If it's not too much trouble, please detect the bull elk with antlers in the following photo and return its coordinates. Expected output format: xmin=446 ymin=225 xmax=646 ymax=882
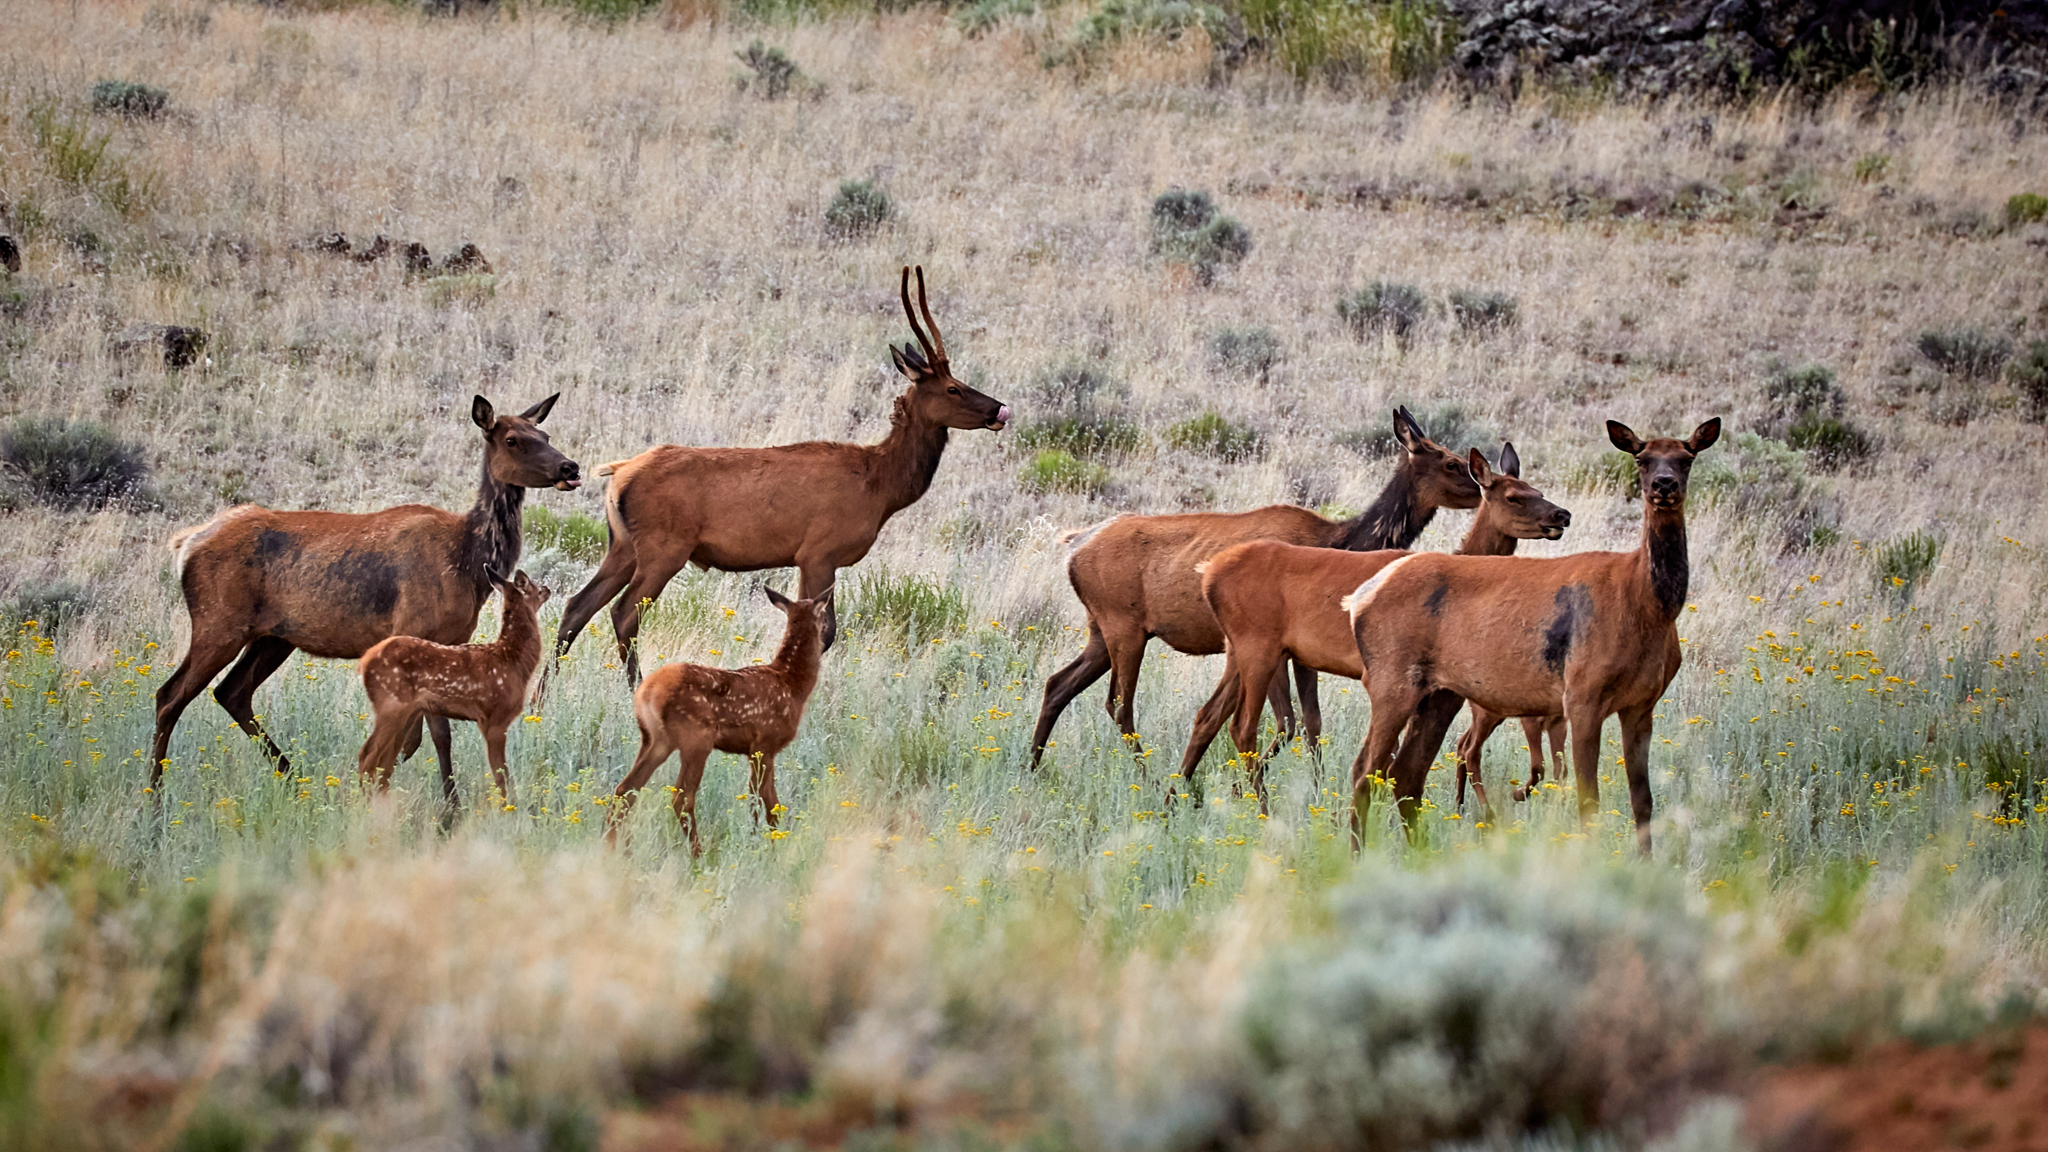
xmin=151 ymin=396 xmax=580 ymax=807
xmin=1183 ymin=443 xmax=1570 ymax=808
xmin=1029 ymin=407 xmax=1481 ymax=768
xmin=1344 ymin=418 xmax=1721 ymax=854
xmin=556 ymin=267 xmax=1008 ymax=684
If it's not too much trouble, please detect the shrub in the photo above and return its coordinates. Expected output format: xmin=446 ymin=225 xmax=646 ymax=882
xmin=1873 ymin=530 xmax=1942 ymax=596
xmin=1693 ymin=432 xmax=1840 ymax=552
xmin=824 ymin=180 xmax=892 ymax=239
xmin=1014 ymin=416 xmax=1144 ymax=458
xmin=1853 ymin=152 xmax=1892 ymax=183
xmin=1029 ymin=358 xmax=1124 ymax=417
xmin=0 ymin=417 xmax=148 ymax=511
xmin=90 ymin=79 xmax=168 ymax=119
xmin=734 ymin=41 xmax=800 ymax=99
xmin=1763 ymin=362 xmax=1843 ymax=420
xmin=29 ymin=100 xmax=152 ymax=216
xmin=1208 ymin=326 xmax=1282 ymax=381
xmin=954 ymin=0 xmax=1036 ymax=36
xmin=1786 ymin=413 xmax=1873 ymax=471
xmin=845 ymin=567 xmax=969 ymax=646
xmin=2010 ymin=340 xmax=2048 ymax=421
xmin=1447 ymin=289 xmax=1517 ymax=332
xmin=1238 ymin=0 xmax=1452 ymax=87
xmin=1917 ymin=328 xmax=2012 ymax=379
xmin=1149 ymin=188 xmax=1251 ymax=285
xmin=6 ymin=581 xmax=89 ymax=632
xmin=1019 ymin=449 xmax=1110 ymax=496
xmin=524 ymin=506 xmax=609 ymax=563
xmin=2006 ymin=193 xmax=2048 ymax=227
xmin=1338 ymin=281 xmax=1425 ymax=341
xmin=1068 ymin=0 xmax=1226 ymax=56
xmin=1165 ymin=410 xmax=1263 ymax=460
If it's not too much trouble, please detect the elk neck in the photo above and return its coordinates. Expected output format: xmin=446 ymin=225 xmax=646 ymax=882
xmin=1638 ymin=499 xmax=1690 ymax=621
xmin=491 ymin=594 xmax=546 ymax=679
xmin=460 ymin=456 xmax=526 ymax=600
xmin=767 ymin=615 xmax=824 ymax=702
xmin=868 ymin=391 xmax=951 ymax=517
xmin=1333 ymin=460 xmax=1437 ymax=551
xmin=1456 ymin=507 xmax=1520 ymax=557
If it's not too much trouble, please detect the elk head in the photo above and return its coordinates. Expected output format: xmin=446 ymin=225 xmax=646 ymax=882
xmin=1607 ymin=418 xmax=1721 ymax=511
xmin=1392 ymin=405 xmax=1483 ymax=511
xmin=494 ymin=568 xmax=554 ymax=611
xmin=889 ymin=266 xmax=1011 ymax=432
xmin=1470 ymin=442 xmax=1571 ymax=540
xmin=473 ymin=394 xmax=582 ymax=491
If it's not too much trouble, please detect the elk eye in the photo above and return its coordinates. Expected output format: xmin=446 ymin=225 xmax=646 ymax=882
xmin=947 ymin=386 xmax=960 ymax=395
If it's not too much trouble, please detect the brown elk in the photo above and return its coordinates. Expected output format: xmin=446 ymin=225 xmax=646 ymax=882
xmin=151 ymin=396 xmax=580 ymax=807
xmin=1183 ymin=444 xmax=1571 ymax=808
xmin=555 ymin=266 xmax=1007 ymax=684
xmin=1029 ymin=407 xmax=1480 ymax=769
xmin=1343 ymin=418 xmax=1721 ymax=854
xmin=357 ymin=571 xmax=551 ymax=805
xmin=605 ymin=586 xmax=832 ymax=856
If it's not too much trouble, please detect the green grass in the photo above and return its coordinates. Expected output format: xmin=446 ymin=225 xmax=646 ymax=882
xmin=1019 ymin=447 xmax=1111 ymax=494
xmin=1164 ymin=410 xmax=1263 ymax=459
xmin=523 ymin=505 xmax=609 ymax=563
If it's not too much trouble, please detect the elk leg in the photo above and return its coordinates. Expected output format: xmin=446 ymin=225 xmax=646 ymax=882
xmin=357 ymin=708 xmax=420 ymax=791
xmin=669 ymin=737 xmax=715 ymax=857
xmin=150 ymin=631 xmax=251 ymax=791
xmin=427 ymin=714 xmax=458 ymax=814
xmin=610 ymin=548 xmax=692 ymax=688
xmin=1177 ymin=664 xmax=1239 ymax=803
xmin=606 ymin=717 xmax=677 ymax=849
xmin=1102 ymin=625 xmax=1148 ymax=758
xmin=483 ymin=721 xmax=514 ymax=810
xmin=1229 ymin=642 xmax=1286 ymax=813
xmin=1545 ymin=716 xmax=1569 ymax=785
xmin=1029 ymin=623 xmax=1112 ymax=770
xmin=796 ymin=563 xmax=840 ymax=653
xmin=557 ymin=543 xmax=637 ymax=663
xmin=749 ymin=752 xmax=781 ymax=831
xmin=1618 ymin=703 xmax=1655 ymax=856
xmin=1265 ymin=666 xmax=1299 ymax=753
xmin=1566 ymin=701 xmax=1606 ymax=832
xmin=1294 ymin=662 xmax=1324 ymax=765
xmin=1352 ymin=677 xmax=1423 ymax=850
xmin=1456 ymin=704 xmax=1508 ymax=817
xmin=213 ymin=637 xmax=298 ymax=767
xmin=1514 ymin=715 xmax=1548 ymax=800
xmin=1390 ymin=690 xmax=1464 ymax=840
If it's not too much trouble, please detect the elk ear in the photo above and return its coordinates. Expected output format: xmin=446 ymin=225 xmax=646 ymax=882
xmin=471 ymin=396 xmax=496 ymax=431
xmin=1393 ymin=406 xmax=1427 ymax=453
xmin=814 ymin=584 xmax=836 ymax=615
xmin=1467 ymin=447 xmax=1492 ymax=485
xmin=890 ymin=344 xmax=928 ymax=381
xmin=1607 ymin=420 xmax=1647 ymax=455
xmin=1499 ymin=440 xmax=1521 ymax=478
xmin=763 ymin=586 xmax=794 ymax=611
xmin=519 ymin=393 xmax=560 ymax=424
xmin=1686 ymin=417 xmax=1722 ymax=454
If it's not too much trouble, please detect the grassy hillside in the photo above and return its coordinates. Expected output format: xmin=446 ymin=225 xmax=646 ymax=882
xmin=2 ymin=1 xmax=2048 ymax=1148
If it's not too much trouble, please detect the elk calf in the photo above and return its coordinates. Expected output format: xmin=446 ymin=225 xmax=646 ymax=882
xmin=357 ymin=571 xmax=551 ymax=805
xmin=606 ymin=586 xmax=832 ymax=855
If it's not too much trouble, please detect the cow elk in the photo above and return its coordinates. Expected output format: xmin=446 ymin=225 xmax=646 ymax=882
xmin=1185 ymin=443 xmax=1570 ymax=808
xmin=606 ymin=586 xmax=832 ymax=856
xmin=357 ymin=571 xmax=551 ymax=805
xmin=556 ymin=266 xmax=1007 ymax=684
xmin=152 ymin=396 xmax=580 ymax=808
xmin=1030 ymin=407 xmax=1481 ymax=769
xmin=1344 ymin=418 xmax=1721 ymax=854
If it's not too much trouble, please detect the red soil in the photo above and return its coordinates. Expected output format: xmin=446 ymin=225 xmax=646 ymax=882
xmin=1745 ymin=1026 xmax=2048 ymax=1152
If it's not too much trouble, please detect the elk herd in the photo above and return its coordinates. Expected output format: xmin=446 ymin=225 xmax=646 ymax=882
xmin=149 ymin=265 xmax=1718 ymax=857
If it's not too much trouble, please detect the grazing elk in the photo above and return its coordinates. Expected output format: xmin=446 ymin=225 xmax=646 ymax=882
xmin=1344 ymin=418 xmax=1721 ymax=854
xmin=1030 ymin=407 xmax=1480 ymax=769
xmin=605 ymin=586 xmax=832 ymax=856
xmin=557 ymin=267 xmax=1007 ymax=684
xmin=357 ymin=571 xmax=551 ymax=805
xmin=1183 ymin=444 xmax=1570 ymax=808
xmin=151 ymin=396 xmax=581 ymax=807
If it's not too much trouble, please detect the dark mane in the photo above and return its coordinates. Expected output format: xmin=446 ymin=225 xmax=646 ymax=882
xmin=868 ymin=388 xmax=950 ymax=512
xmin=1334 ymin=459 xmax=1437 ymax=551
xmin=461 ymin=458 xmax=525 ymax=597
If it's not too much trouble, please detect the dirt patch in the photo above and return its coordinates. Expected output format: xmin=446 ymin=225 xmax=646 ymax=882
xmin=1746 ymin=1026 xmax=2048 ymax=1152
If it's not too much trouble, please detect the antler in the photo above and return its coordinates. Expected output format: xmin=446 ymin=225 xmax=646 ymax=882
xmin=900 ymin=265 xmax=947 ymax=369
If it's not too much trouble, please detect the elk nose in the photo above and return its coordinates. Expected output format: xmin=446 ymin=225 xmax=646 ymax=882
xmin=1555 ymin=509 xmax=1572 ymax=526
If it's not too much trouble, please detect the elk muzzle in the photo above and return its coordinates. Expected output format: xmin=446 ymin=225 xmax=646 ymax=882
xmin=988 ymin=404 xmax=1012 ymax=431
xmin=1646 ymin=474 xmax=1682 ymax=508
xmin=556 ymin=460 xmax=583 ymax=491
xmin=1542 ymin=508 xmax=1572 ymax=539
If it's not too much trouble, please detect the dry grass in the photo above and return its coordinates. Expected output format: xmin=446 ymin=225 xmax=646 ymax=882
xmin=3 ymin=1 xmax=2048 ymax=1146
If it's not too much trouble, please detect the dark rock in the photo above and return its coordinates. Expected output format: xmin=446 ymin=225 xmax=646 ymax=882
xmin=163 ymin=326 xmax=207 ymax=369
xmin=351 ymin=235 xmax=392 ymax=264
xmin=402 ymin=242 xmax=433 ymax=276
xmin=440 ymin=243 xmax=493 ymax=275
xmin=313 ymin=232 xmax=350 ymax=256
xmin=0 ymin=235 xmax=18 ymax=275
